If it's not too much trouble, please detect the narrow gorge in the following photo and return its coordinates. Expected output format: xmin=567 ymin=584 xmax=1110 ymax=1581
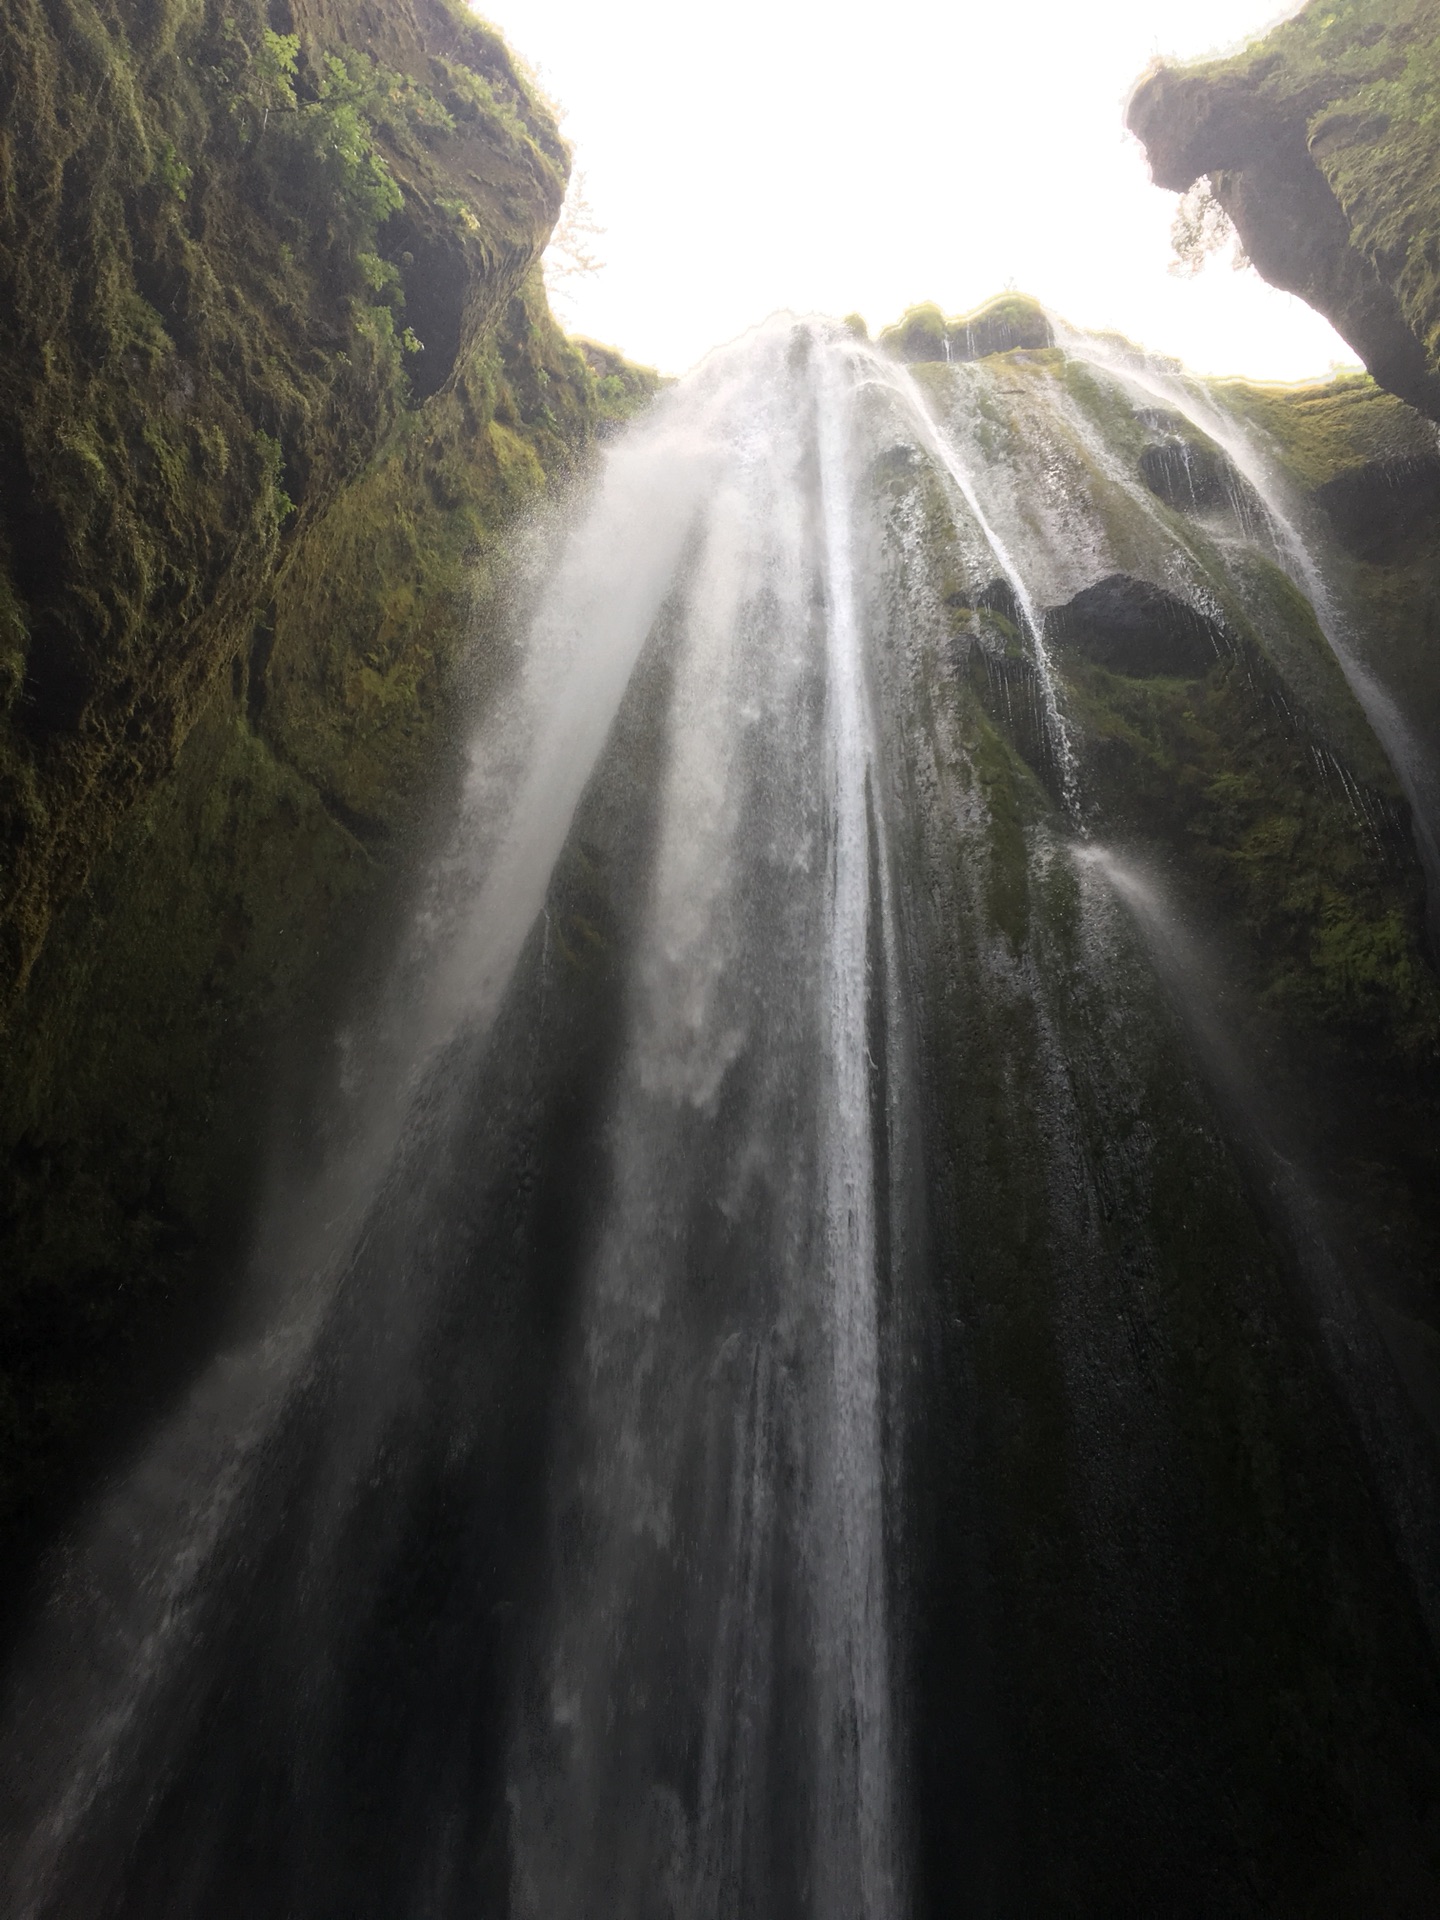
xmin=3 ymin=0 xmax=1440 ymax=1913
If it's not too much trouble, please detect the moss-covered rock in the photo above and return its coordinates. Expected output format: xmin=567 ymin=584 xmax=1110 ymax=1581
xmin=0 ymin=0 xmax=657 ymax=1559
xmin=868 ymin=413 xmax=1440 ymax=1909
xmin=1216 ymin=367 xmax=1440 ymax=779
xmin=1046 ymin=573 xmax=1227 ymax=678
xmin=0 ymin=0 xmax=593 ymax=1018
xmin=878 ymin=292 xmax=1054 ymax=364
xmin=1128 ymin=0 xmax=1440 ymax=421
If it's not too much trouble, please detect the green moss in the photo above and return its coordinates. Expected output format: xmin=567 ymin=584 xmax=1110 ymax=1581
xmin=877 ymin=291 xmax=1054 ymax=363
xmin=1209 ymin=366 xmax=1440 ymax=781
xmin=879 ymin=301 xmax=950 ymax=362
xmin=1052 ymin=637 xmax=1439 ymax=1055
xmin=972 ymin=713 xmax=1041 ymax=953
xmin=0 ymin=0 xmax=578 ymax=1021
xmin=1214 ymin=367 xmax=1434 ymax=491
xmin=574 ymin=337 xmax=661 ymax=427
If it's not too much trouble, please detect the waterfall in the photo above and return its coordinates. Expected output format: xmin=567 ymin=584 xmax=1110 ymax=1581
xmin=4 ymin=311 xmax=1439 ymax=1917
xmin=2 ymin=318 xmax=917 ymax=1920
xmin=505 ymin=323 xmax=904 ymax=1918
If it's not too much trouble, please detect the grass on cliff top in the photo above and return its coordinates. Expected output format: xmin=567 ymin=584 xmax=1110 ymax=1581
xmin=1173 ymin=0 xmax=1435 ymax=114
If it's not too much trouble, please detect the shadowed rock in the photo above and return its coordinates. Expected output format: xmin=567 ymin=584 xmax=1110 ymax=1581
xmin=1139 ymin=439 xmax=1239 ymax=512
xmin=1315 ymin=453 xmax=1440 ymax=566
xmin=1046 ymin=574 xmax=1226 ymax=678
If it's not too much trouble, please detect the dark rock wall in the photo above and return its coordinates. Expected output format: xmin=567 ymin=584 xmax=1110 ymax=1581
xmin=0 ymin=0 xmax=654 ymax=1561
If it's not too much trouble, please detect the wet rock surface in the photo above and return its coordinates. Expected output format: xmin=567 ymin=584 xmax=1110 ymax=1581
xmin=1139 ymin=437 xmax=1240 ymax=511
xmin=1315 ymin=451 xmax=1440 ymax=564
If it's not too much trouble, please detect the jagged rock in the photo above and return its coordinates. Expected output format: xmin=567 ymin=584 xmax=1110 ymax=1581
xmin=1045 ymin=574 xmax=1225 ymax=678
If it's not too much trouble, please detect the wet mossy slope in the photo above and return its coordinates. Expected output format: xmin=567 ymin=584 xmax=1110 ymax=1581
xmin=1219 ymin=369 xmax=1440 ymax=774
xmin=0 ymin=0 xmax=654 ymax=1554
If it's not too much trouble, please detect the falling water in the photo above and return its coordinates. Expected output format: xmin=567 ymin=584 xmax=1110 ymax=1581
xmin=505 ymin=323 xmax=904 ymax=1918
xmin=4 ymin=310 xmax=1439 ymax=1916
xmin=0 ymin=318 xmax=927 ymax=1920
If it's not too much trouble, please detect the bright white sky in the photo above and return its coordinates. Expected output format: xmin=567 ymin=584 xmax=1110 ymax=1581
xmin=481 ymin=0 xmax=1352 ymax=381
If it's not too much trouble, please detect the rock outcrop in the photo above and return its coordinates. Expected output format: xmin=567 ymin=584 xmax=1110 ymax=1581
xmin=1128 ymin=0 xmax=1440 ymax=423
xmin=1046 ymin=574 xmax=1227 ymax=678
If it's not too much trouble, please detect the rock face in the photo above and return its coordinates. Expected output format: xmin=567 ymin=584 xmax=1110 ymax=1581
xmin=1046 ymin=575 xmax=1226 ymax=678
xmin=0 ymin=0 xmax=654 ymax=1553
xmin=1314 ymin=451 xmax=1440 ymax=563
xmin=1128 ymin=0 xmax=1440 ymax=423
xmin=0 ymin=0 xmax=647 ymax=1019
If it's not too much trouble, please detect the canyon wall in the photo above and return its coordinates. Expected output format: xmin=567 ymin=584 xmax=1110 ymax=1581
xmin=0 ymin=0 xmax=651 ymax=1555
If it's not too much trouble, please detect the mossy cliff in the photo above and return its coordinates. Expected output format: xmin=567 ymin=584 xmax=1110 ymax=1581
xmin=1128 ymin=0 xmax=1440 ymax=421
xmin=872 ymin=312 xmax=1440 ymax=1390
xmin=899 ymin=336 xmax=1439 ymax=1066
xmin=0 ymin=0 xmax=654 ymax=1555
xmin=1215 ymin=369 xmax=1440 ymax=778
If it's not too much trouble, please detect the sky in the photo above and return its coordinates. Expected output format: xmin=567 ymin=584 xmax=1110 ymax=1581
xmin=481 ymin=0 xmax=1352 ymax=381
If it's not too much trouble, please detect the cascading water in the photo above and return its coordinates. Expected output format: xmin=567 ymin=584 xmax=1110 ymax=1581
xmin=0 ymin=319 xmax=923 ymax=1920
xmin=4 ymin=312 xmax=1440 ymax=1916
xmin=506 ymin=324 xmax=904 ymax=1917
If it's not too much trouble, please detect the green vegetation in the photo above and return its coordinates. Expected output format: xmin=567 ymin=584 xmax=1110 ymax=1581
xmin=0 ymin=0 xmax=581 ymax=1020
xmin=1057 ymin=638 xmax=1438 ymax=1049
xmin=1214 ymin=368 xmax=1435 ymax=492
xmin=1216 ymin=368 xmax=1440 ymax=780
xmin=878 ymin=420 xmax=1440 ymax=1907
xmin=1214 ymin=0 xmax=1440 ymax=370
